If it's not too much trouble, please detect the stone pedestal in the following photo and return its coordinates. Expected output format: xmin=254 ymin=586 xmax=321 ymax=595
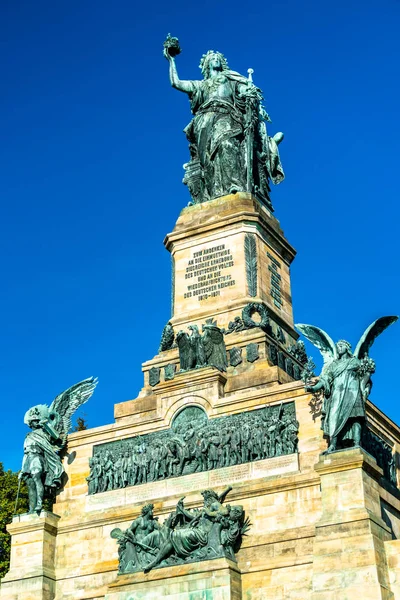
xmin=164 ymin=192 xmax=297 ymax=340
xmin=105 ymin=558 xmax=242 ymax=600
xmin=312 ymin=448 xmax=394 ymax=600
xmin=137 ymin=193 xmax=303 ymax=397
xmin=0 ymin=511 xmax=59 ymax=600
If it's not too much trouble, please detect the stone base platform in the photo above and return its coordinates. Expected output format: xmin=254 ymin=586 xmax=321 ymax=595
xmin=105 ymin=558 xmax=241 ymax=600
xmin=312 ymin=447 xmax=395 ymax=600
xmin=0 ymin=511 xmax=59 ymax=600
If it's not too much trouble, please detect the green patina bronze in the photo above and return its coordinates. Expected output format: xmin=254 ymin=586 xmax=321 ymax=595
xmin=20 ymin=377 xmax=98 ymax=514
xmin=288 ymin=340 xmax=308 ymax=365
xmin=246 ymin=343 xmax=259 ymax=363
xmin=229 ymin=347 xmax=243 ymax=367
xmin=164 ymin=363 xmax=176 ymax=381
xmin=159 ymin=321 xmax=175 ymax=353
xmin=88 ymin=403 xmax=299 ymax=494
xmin=296 ymin=316 xmax=398 ymax=455
xmin=148 ymin=367 xmax=161 ymax=387
xmin=244 ymin=233 xmax=258 ymax=297
xmin=176 ymin=318 xmax=227 ymax=372
xmin=242 ymin=302 xmax=270 ymax=331
xmin=111 ymin=486 xmax=251 ymax=573
xmin=163 ymin=35 xmax=285 ymax=210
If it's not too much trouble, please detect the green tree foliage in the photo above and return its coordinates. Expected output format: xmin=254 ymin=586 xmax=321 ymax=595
xmin=71 ymin=415 xmax=88 ymax=432
xmin=0 ymin=463 xmax=29 ymax=578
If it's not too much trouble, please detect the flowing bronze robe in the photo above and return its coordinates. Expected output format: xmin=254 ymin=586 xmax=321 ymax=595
xmin=23 ymin=429 xmax=64 ymax=488
xmin=184 ymin=73 xmax=249 ymax=201
xmin=319 ymin=356 xmax=365 ymax=439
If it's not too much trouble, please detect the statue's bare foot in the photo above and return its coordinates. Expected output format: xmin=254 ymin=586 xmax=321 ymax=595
xmin=321 ymin=444 xmax=336 ymax=455
xmin=229 ymin=185 xmax=243 ymax=194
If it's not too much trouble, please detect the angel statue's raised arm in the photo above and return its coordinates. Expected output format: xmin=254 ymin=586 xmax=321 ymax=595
xmin=20 ymin=376 xmax=98 ymax=514
xmin=296 ymin=317 xmax=397 ymax=454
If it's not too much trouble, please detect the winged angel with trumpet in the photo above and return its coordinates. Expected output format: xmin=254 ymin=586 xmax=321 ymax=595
xmin=20 ymin=377 xmax=98 ymax=513
xmin=296 ymin=317 xmax=397 ymax=454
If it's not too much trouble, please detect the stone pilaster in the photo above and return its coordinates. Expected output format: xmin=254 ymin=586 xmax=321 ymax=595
xmin=0 ymin=511 xmax=59 ymax=600
xmin=385 ymin=540 xmax=400 ymax=598
xmin=312 ymin=447 xmax=394 ymax=600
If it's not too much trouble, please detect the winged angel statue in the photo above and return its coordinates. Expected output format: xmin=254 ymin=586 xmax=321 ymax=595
xmin=20 ymin=377 xmax=98 ymax=513
xmin=296 ymin=317 xmax=397 ymax=454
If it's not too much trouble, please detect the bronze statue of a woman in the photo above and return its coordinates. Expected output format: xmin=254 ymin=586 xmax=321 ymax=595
xmin=164 ymin=35 xmax=284 ymax=209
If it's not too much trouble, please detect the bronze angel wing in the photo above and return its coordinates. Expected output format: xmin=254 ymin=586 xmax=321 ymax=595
xmin=49 ymin=377 xmax=98 ymax=446
xmin=354 ymin=316 xmax=398 ymax=359
xmin=295 ymin=323 xmax=337 ymax=374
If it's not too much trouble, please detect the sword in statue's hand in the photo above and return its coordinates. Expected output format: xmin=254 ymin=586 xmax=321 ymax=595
xmin=245 ymin=68 xmax=255 ymax=193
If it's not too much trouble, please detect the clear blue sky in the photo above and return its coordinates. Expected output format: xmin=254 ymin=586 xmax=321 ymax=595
xmin=1 ymin=0 xmax=399 ymax=471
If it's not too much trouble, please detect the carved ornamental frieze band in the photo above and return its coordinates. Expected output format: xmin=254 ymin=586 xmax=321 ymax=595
xmin=87 ymin=403 xmax=299 ymax=495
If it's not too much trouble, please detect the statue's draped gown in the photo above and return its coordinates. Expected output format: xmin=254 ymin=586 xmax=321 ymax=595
xmin=319 ymin=356 xmax=365 ymax=439
xmin=23 ymin=429 xmax=64 ymax=487
xmin=185 ymin=74 xmax=247 ymax=200
xmin=170 ymin=516 xmax=209 ymax=557
xmin=184 ymin=71 xmax=285 ymax=204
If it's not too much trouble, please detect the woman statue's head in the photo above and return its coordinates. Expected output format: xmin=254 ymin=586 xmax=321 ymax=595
xmin=336 ymin=339 xmax=352 ymax=356
xmin=199 ymin=51 xmax=229 ymax=79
